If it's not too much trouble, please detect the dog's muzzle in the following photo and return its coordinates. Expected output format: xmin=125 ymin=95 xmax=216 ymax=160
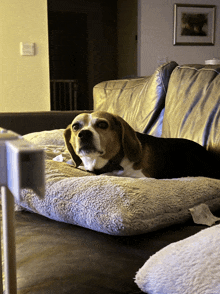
xmin=78 ymin=130 xmax=102 ymax=155
xmin=78 ymin=130 xmax=93 ymax=142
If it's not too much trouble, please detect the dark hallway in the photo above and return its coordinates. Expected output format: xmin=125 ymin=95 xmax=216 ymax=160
xmin=47 ymin=0 xmax=118 ymax=111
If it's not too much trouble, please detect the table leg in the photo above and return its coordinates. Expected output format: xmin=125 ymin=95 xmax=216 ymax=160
xmin=1 ymin=186 xmax=17 ymax=294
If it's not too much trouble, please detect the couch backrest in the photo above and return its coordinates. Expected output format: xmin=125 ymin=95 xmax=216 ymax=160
xmin=162 ymin=64 xmax=220 ymax=156
xmin=93 ymin=61 xmax=178 ymax=137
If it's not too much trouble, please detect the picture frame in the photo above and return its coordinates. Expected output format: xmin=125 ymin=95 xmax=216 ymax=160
xmin=173 ymin=4 xmax=216 ymax=46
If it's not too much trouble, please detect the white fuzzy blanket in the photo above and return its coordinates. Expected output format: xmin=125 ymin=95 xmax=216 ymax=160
xmin=135 ymin=224 xmax=220 ymax=294
xmin=14 ymin=129 xmax=220 ymax=236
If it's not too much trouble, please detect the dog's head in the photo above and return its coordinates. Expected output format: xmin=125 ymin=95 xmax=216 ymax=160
xmin=64 ymin=111 xmax=142 ymax=171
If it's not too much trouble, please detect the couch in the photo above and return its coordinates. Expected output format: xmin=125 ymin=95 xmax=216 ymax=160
xmin=0 ymin=62 xmax=220 ymax=293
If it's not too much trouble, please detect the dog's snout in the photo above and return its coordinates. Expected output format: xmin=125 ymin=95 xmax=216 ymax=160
xmin=78 ymin=130 xmax=93 ymax=141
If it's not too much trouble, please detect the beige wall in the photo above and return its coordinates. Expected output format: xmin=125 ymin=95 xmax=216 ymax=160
xmin=138 ymin=0 xmax=220 ymax=76
xmin=0 ymin=0 xmax=50 ymax=112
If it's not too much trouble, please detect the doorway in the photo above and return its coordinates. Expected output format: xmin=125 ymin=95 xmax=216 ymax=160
xmin=48 ymin=11 xmax=89 ymax=110
xmin=47 ymin=0 xmax=118 ymax=111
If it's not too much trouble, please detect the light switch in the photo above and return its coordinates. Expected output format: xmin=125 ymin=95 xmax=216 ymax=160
xmin=20 ymin=42 xmax=35 ymax=56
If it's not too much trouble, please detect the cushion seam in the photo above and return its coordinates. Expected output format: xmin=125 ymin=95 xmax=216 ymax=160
xmin=177 ymin=65 xmax=220 ymax=75
xmin=94 ymin=79 xmax=149 ymax=90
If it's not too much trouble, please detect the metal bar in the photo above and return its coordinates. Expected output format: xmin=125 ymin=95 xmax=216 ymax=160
xmin=50 ymin=80 xmax=78 ymax=110
xmin=58 ymin=82 xmax=62 ymax=110
xmin=69 ymin=82 xmax=73 ymax=110
xmin=1 ymin=186 xmax=17 ymax=294
xmin=73 ymin=81 xmax=78 ymax=110
xmin=64 ymin=82 xmax=67 ymax=110
xmin=52 ymin=81 xmax=56 ymax=110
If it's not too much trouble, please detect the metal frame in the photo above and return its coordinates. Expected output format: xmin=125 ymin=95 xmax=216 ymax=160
xmin=50 ymin=80 xmax=78 ymax=110
xmin=173 ymin=4 xmax=216 ymax=46
xmin=0 ymin=129 xmax=45 ymax=293
xmin=1 ymin=187 xmax=17 ymax=294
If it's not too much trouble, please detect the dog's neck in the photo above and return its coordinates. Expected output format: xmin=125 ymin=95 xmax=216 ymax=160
xmin=80 ymin=154 xmax=108 ymax=172
xmin=81 ymin=148 xmax=124 ymax=175
xmin=94 ymin=160 xmax=123 ymax=175
xmin=112 ymin=157 xmax=145 ymax=178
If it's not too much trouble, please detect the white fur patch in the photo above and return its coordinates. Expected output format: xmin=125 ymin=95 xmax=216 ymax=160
xmin=105 ymin=157 xmax=145 ymax=178
xmin=81 ymin=154 xmax=108 ymax=171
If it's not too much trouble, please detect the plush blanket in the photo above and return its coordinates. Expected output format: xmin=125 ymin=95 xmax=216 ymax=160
xmin=135 ymin=224 xmax=220 ymax=294
xmin=13 ymin=129 xmax=220 ymax=236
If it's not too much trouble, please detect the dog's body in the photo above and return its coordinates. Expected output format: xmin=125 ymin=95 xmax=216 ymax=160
xmin=64 ymin=111 xmax=220 ymax=179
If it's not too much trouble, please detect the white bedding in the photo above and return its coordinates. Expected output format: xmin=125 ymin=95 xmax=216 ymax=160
xmin=135 ymin=224 xmax=220 ymax=294
xmin=14 ymin=129 xmax=220 ymax=236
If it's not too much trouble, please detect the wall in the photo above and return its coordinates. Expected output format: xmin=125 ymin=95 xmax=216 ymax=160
xmin=0 ymin=0 xmax=50 ymax=112
xmin=138 ymin=0 xmax=220 ymax=76
xmin=117 ymin=0 xmax=137 ymax=78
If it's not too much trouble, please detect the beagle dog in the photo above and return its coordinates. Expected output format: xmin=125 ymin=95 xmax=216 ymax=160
xmin=64 ymin=111 xmax=220 ymax=179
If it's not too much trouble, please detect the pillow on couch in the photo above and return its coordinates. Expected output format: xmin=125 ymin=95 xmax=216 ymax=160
xmin=135 ymin=224 xmax=220 ymax=294
xmin=93 ymin=61 xmax=178 ymax=137
xmin=15 ymin=129 xmax=220 ymax=236
xmin=24 ymin=129 xmax=66 ymax=146
xmin=162 ymin=64 xmax=220 ymax=156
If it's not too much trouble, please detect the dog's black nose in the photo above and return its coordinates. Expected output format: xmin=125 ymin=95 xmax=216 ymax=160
xmin=78 ymin=130 xmax=93 ymax=142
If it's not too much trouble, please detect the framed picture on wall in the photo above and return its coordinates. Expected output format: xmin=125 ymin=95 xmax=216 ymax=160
xmin=173 ymin=4 xmax=216 ymax=46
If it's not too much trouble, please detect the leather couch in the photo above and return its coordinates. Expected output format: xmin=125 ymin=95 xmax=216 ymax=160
xmin=0 ymin=62 xmax=220 ymax=293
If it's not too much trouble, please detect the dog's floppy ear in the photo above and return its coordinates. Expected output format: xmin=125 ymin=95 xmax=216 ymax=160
xmin=63 ymin=125 xmax=82 ymax=167
xmin=115 ymin=116 xmax=142 ymax=162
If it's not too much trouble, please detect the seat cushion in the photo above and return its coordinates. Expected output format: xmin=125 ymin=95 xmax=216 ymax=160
xmin=93 ymin=61 xmax=178 ymax=137
xmin=13 ymin=208 xmax=211 ymax=294
xmin=162 ymin=64 xmax=220 ymax=156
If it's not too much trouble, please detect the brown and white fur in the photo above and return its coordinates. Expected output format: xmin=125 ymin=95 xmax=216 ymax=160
xmin=64 ymin=111 xmax=220 ymax=179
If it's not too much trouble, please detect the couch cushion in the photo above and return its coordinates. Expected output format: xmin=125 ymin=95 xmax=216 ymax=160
xmin=162 ymin=65 xmax=220 ymax=156
xmin=93 ymin=61 xmax=178 ymax=137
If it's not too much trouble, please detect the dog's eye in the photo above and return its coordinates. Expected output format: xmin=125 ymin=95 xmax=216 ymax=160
xmin=97 ymin=121 xmax=109 ymax=129
xmin=72 ymin=123 xmax=81 ymax=131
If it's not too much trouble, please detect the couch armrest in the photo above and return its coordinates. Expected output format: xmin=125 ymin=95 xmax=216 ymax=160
xmin=0 ymin=111 xmax=92 ymax=135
